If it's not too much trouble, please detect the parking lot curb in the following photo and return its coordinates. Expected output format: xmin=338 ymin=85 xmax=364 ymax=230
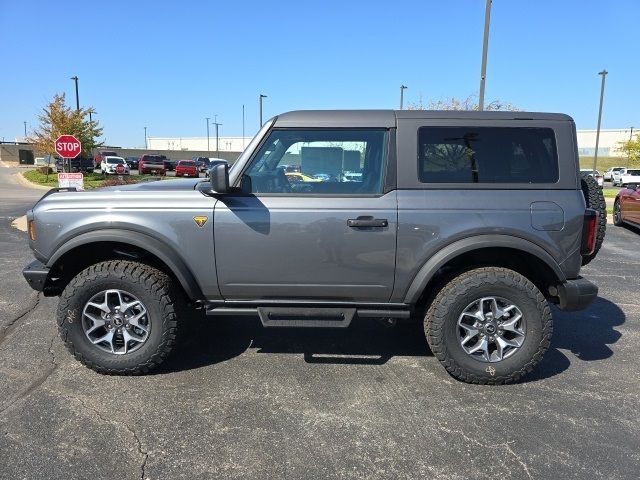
xmin=13 ymin=172 xmax=51 ymax=190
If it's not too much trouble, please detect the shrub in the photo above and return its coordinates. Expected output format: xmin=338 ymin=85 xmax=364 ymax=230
xmin=36 ymin=166 xmax=54 ymax=174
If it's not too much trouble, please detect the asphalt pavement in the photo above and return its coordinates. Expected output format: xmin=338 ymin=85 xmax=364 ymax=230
xmin=0 ymin=166 xmax=639 ymax=479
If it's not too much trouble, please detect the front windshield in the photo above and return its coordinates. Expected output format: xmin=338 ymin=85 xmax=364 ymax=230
xmin=107 ymin=158 xmax=124 ymax=164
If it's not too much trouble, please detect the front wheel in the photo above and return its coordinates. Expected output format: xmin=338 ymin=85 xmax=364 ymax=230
xmin=613 ymin=200 xmax=624 ymax=226
xmin=57 ymin=260 xmax=182 ymax=375
xmin=424 ymin=267 xmax=552 ymax=384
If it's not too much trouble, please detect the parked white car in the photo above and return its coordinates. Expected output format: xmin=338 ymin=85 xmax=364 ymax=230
xmin=580 ymin=169 xmax=603 ymax=186
xmin=613 ymin=168 xmax=640 ymax=187
xmin=101 ymin=156 xmax=130 ymax=175
xmin=604 ymin=166 xmax=624 ymax=181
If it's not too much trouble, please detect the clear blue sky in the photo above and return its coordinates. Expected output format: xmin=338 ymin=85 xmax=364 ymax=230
xmin=1 ymin=0 xmax=638 ymax=147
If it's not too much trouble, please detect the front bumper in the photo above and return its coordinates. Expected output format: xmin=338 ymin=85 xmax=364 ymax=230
xmin=23 ymin=260 xmax=50 ymax=292
xmin=556 ymin=277 xmax=598 ymax=311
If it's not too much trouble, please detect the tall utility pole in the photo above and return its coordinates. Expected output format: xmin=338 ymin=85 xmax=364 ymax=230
xmin=630 ymin=127 xmax=634 ymax=141
xmin=144 ymin=126 xmax=148 ymax=149
xmin=242 ymin=104 xmax=245 ymax=149
xmin=212 ymin=116 xmax=222 ymax=157
xmin=592 ymin=69 xmax=608 ymax=174
xmin=70 ymin=76 xmax=80 ymax=111
xmin=206 ymin=117 xmax=211 ymax=152
xmin=23 ymin=121 xmax=27 ymax=137
xmin=259 ymin=94 xmax=267 ymax=127
xmin=478 ymin=0 xmax=492 ymax=111
xmin=399 ymin=85 xmax=407 ymax=110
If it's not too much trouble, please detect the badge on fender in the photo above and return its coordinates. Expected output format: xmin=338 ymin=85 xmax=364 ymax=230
xmin=193 ymin=216 xmax=208 ymax=227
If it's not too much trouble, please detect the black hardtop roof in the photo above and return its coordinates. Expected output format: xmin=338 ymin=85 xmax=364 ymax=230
xmin=273 ymin=109 xmax=573 ymax=128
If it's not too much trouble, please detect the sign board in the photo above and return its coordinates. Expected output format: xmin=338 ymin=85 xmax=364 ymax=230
xmin=58 ymin=172 xmax=84 ymax=190
xmin=54 ymin=135 xmax=81 ymax=159
xmin=116 ymin=163 xmax=125 ymax=175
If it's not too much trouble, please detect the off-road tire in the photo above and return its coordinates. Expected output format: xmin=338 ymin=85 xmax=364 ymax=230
xmin=580 ymin=173 xmax=606 ymax=265
xmin=57 ymin=260 xmax=181 ymax=375
xmin=424 ymin=267 xmax=552 ymax=385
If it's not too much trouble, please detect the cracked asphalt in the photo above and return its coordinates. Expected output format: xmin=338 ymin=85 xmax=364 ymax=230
xmin=1 ymin=165 xmax=639 ymax=479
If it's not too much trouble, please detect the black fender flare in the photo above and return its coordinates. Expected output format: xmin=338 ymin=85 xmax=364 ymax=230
xmin=403 ymin=234 xmax=566 ymax=304
xmin=46 ymin=229 xmax=204 ymax=300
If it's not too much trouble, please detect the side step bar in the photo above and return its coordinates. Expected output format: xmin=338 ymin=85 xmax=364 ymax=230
xmin=205 ymin=305 xmax=411 ymax=328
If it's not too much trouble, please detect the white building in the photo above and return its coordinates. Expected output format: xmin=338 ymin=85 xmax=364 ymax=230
xmin=576 ymin=128 xmax=636 ymax=157
xmin=147 ymin=136 xmax=252 ymax=152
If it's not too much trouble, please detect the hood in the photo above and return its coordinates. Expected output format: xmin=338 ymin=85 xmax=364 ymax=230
xmin=99 ymin=178 xmax=204 ymax=192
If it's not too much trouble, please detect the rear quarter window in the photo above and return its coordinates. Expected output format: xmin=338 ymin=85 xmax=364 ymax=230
xmin=418 ymin=127 xmax=559 ymax=184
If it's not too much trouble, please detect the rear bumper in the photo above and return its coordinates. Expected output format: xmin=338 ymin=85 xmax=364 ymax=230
xmin=23 ymin=260 xmax=50 ymax=292
xmin=556 ymin=277 xmax=598 ymax=311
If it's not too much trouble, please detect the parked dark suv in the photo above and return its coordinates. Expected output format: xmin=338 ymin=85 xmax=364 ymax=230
xmin=23 ymin=110 xmax=604 ymax=384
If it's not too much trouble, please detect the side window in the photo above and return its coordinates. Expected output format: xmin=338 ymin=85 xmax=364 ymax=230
xmin=244 ymin=129 xmax=388 ymax=194
xmin=418 ymin=127 xmax=559 ymax=183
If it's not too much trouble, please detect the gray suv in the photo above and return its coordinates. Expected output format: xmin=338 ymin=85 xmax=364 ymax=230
xmin=22 ymin=110 xmax=602 ymax=384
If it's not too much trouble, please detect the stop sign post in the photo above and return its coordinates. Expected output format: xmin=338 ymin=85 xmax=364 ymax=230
xmin=116 ymin=163 xmax=125 ymax=178
xmin=54 ymin=135 xmax=83 ymax=189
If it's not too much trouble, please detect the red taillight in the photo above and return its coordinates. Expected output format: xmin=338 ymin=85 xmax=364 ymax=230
xmin=581 ymin=209 xmax=598 ymax=255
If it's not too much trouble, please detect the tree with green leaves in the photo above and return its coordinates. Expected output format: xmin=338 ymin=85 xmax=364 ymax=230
xmin=407 ymin=93 xmax=520 ymax=112
xmin=29 ymin=93 xmax=103 ymax=170
xmin=617 ymin=136 xmax=640 ymax=167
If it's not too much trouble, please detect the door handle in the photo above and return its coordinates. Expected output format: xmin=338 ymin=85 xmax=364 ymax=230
xmin=348 ymin=216 xmax=388 ymax=228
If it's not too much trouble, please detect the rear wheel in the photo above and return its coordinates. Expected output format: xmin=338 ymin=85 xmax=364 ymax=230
xmin=424 ymin=267 xmax=552 ymax=385
xmin=57 ymin=260 xmax=181 ymax=375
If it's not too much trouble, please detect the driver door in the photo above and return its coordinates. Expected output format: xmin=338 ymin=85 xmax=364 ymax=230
xmin=213 ymin=128 xmax=397 ymax=302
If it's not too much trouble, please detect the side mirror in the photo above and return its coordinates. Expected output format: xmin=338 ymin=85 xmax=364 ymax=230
xmin=209 ymin=163 xmax=230 ymax=193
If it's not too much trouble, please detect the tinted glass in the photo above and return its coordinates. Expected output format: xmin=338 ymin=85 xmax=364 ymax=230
xmin=418 ymin=127 xmax=559 ymax=183
xmin=180 ymin=161 xmax=196 ymax=166
xmin=627 ymin=169 xmax=640 ymax=175
xmin=244 ymin=129 xmax=387 ymax=195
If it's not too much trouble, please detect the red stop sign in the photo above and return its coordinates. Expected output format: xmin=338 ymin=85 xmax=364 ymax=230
xmin=55 ymin=135 xmax=81 ymax=159
xmin=116 ymin=163 xmax=125 ymax=174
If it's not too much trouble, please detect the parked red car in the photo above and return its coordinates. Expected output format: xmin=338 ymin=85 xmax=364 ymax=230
xmin=138 ymin=155 xmax=166 ymax=175
xmin=614 ymin=183 xmax=640 ymax=228
xmin=175 ymin=160 xmax=199 ymax=177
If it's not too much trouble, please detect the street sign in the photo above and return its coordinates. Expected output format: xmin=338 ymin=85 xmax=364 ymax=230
xmin=58 ymin=172 xmax=84 ymax=190
xmin=116 ymin=163 xmax=125 ymax=175
xmin=54 ymin=135 xmax=81 ymax=159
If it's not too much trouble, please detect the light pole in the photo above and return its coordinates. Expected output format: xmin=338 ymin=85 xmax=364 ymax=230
xmin=144 ymin=126 xmax=148 ymax=149
xmin=70 ymin=76 xmax=80 ymax=112
xmin=630 ymin=127 xmax=634 ymax=141
xmin=213 ymin=117 xmax=222 ymax=157
xmin=206 ymin=117 xmax=210 ymax=152
xmin=23 ymin=121 xmax=27 ymax=137
xmin=399 ymin=85 xmax=407 ymax=110
xmin=592 ymin=69 xmax=608 ymax=174
xmin=478 ymin=0 xmax=492 ymax=111
xmin=242 ymin=104 xmax=245 ymax=149
xmin=259 ymin=94 xmax=267 ymax=127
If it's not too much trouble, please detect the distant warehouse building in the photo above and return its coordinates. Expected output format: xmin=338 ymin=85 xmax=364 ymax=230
xmin=576 ymin=128 xmax=636 ymax=157
xmin=148 ymin=128 xmax=637 ymax=158
xmin=147 ymin=136 xmax=252 ymax=153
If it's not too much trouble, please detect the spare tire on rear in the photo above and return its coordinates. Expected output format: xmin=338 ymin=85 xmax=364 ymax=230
xmin=580 ymin=173 xmax=606 ymax=265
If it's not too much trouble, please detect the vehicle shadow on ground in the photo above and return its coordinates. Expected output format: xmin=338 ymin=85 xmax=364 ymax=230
xmin=157 ymin=296 xmax=625 ymax=381
xmin=157 ymin=314 xmax=430 ymax=374
xmin=526 ymin=296 xmax=625 ymax=382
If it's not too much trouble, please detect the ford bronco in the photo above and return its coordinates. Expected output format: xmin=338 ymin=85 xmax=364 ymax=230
xmin=23 ymin=110 xmax=604 ymax=384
